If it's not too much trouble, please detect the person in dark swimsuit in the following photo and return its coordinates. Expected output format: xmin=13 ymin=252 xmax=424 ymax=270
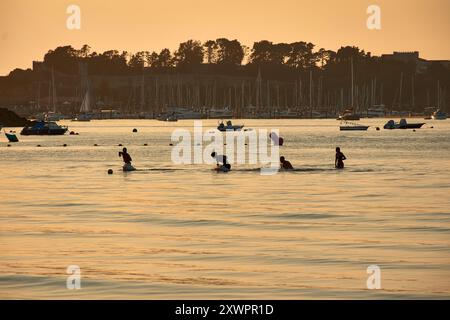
xmin=280 ymin=156 xmax=294 ymax=170
xmin=211 ymin=152 xmax=231 ymax=170
xmin=119 ymin=147 xmax=132 ymax=164
xmin=335 ymin=147 xmax=347 ymax=169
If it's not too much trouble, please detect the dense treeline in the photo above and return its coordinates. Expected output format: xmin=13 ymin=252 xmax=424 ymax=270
xmin=1 ymin=39 xmax=449 ymax=115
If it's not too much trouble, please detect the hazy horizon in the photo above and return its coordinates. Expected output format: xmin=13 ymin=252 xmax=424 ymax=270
xmin=0 ymin=0 xmax=449 ymax=76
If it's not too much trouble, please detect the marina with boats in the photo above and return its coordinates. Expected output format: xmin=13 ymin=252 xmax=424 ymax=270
xmin=2 ymin=50 xmax=448 ymax=123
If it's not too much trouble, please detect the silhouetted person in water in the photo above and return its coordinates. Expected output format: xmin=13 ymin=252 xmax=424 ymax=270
xmin=119 ymin=147 xmax=132 ymax=164
xmin=280 ymin=156 xmax=294 ymax=170
xmin=335 ymin=147 xmax=347 ymax=169
xmin=211 ymin=152 xmax=231 ymax=170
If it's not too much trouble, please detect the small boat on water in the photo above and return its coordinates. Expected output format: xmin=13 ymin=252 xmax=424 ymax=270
xmin=5 ymin=131 xmax=19 ymax=142
xmin=21 ymin=121 xmax=68 ymax=135
xmin=340 ymin=121 xmax=369 ymax=131
xmin=157 ymin=112 xmax=178 ymax=122
xmin=337 ymin=108 xmax=360 ymax=121
xmin=217 ymin=120 xmax=244 ymax=132
xmin=384 ymin=119 xmax=425 ymax=130
xmin=431 ymin=109 xmax=447 ymax=120
xmin=72 ymin=113 xmax=92 ymax=122
xmin=165 ymin=114 xmax=178 ymax=122
xmin=340 ymin=125 xmax=369 ymax=131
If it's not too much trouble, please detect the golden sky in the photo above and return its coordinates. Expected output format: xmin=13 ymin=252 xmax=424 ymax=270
xmin=0 ymin=0 xmax=449 ymax=75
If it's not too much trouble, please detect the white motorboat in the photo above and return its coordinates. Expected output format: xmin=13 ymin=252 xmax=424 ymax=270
xmin=340 ymin=121 xmax=369 ymax=131
xmin=337 ymin=108 xmax=360 ymax=121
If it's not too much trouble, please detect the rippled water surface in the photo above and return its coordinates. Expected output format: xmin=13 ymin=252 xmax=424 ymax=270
xmin=1 ymin=119 xmax=450 ymax=299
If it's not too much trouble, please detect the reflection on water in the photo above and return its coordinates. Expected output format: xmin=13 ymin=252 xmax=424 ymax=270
xmin=1 ymin=119 xmax=450 ymax=299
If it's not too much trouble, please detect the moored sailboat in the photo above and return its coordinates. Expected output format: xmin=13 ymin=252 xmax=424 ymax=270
xmin=72 ymin=91 xmax=92 ymax=121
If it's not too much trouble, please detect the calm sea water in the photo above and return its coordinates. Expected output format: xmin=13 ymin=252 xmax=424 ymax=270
xmin=1 ymin=119 xmax=450 ymax=299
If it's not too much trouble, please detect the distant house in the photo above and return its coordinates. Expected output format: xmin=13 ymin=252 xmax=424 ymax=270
xmin=381 ymin=51 xmax=450 ymax=74
xmin=32 ymin=61 xmax=46 ymax=72
xmin=381 ymin=51 xmax=420 ymax=63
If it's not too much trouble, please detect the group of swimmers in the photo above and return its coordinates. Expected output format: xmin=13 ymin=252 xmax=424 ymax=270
xmin=118 ymin=146 xmax=347 ymax=172
xmin=279 ymin=148 xmax=346 ymax=170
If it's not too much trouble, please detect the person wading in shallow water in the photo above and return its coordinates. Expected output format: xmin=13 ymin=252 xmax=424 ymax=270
xmin=119 ymin=147 xmax=135 ymax=171
xmin=280 ymin=156 xmax=294 ymax=170
xmin=211 ymin=152 xmax=231 ymax=171
xmin=335 ymin=147 xmax=347 ymax=169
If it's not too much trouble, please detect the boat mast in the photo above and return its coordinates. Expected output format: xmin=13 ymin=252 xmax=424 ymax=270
xmin=437 ymin=80 xmax=440 ymax=109
xmin=373 ymin=77 xmax=377 ymax=106
xmin=37 ymin=81 xmax=41 ymax=110
xmin=299 ymin=77 xmax=303 ymax=108
xmin=140 ymin=71 xmax=145 ymax=114
xmin=350 ymin=57 xmax=354 ymax=109
xmin=276 ymin=84 xmax=280 ymax=110
xmin=309 ymin=70 xmax=312 ymax=118
xmin=256 ymin=68 xmax=262 ymax=112
xmin=398 ymin=72 xmax=403 ymax=109
xmin=241 ymin=81 xmax=245 ymax=117
xmin=51 ymin=67 xmax=56 ymax=113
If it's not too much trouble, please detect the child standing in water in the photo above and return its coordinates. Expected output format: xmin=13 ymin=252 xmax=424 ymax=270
xmin=335 ymin=147 xmax=347 ymax=169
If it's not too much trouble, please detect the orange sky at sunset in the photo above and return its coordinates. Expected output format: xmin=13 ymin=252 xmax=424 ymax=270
xmin=0 ymin=0 xmax=449 ymax=75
